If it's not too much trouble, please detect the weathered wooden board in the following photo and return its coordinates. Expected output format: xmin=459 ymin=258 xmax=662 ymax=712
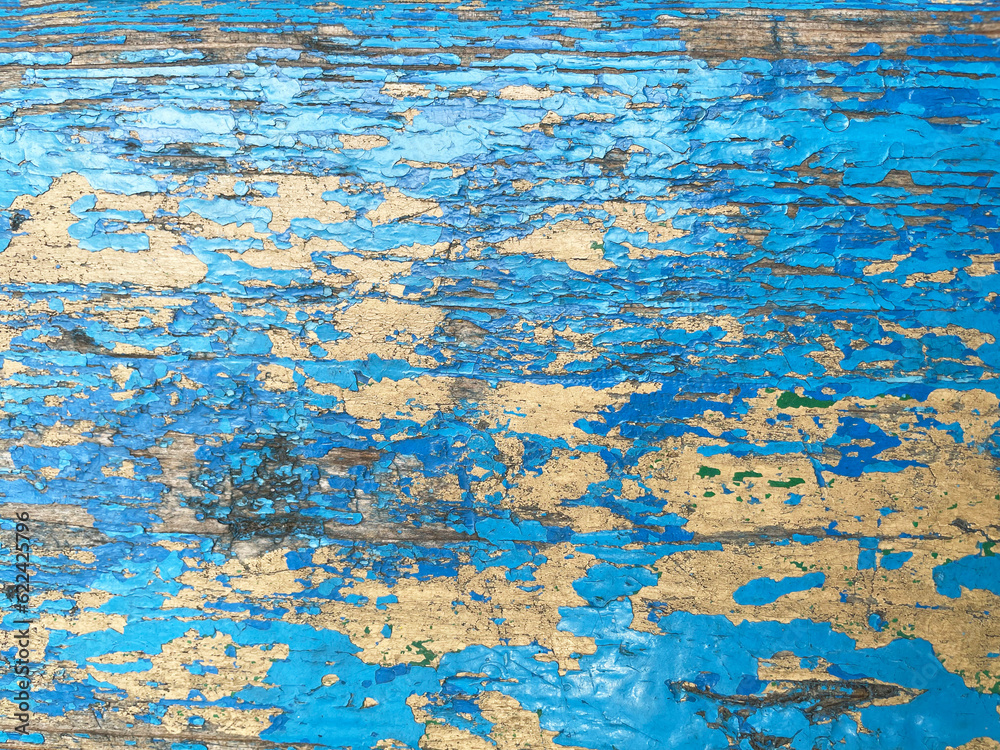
xmin=1 ymin=1 xmax=999 ymax=749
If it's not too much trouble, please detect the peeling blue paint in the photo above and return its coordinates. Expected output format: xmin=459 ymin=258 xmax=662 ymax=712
xmin=0 ymin=1 xmax=999 ymax=748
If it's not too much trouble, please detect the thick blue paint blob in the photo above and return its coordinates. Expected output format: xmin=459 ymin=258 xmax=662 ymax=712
xmin=934 ymin=554 xmax=1000 ymax=599
xmin=732 ymin=572 xmax=826 ymax=605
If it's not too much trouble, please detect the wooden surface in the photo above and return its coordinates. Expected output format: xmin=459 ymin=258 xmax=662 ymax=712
xmin=1 ymin=1 xmax=999 ymax=749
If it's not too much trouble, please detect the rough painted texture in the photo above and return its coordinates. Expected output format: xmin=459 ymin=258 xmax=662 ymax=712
xmin=0 ymin=2 xmax=999 ymax=749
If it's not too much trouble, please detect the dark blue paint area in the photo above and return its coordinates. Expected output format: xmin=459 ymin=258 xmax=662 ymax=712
xmin=733 ymin=572 xmax=826 ymax=606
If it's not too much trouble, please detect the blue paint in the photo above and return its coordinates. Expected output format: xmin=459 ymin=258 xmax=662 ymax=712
xmin=733 ymin=572 xmax=826 ymax=606
xmin=934 ymin=554 xmax=1000 ymax=599
xmin=0 ymin=1 xmax=998 ymax=747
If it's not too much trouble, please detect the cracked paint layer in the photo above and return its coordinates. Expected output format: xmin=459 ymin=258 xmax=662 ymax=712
xmin=0 ymin=1 xmax=999 ymax=749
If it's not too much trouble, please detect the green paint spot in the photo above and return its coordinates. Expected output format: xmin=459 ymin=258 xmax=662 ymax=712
xmin=733 ymin=470 xmax=763 ymax=483
xmin=776 ymin=391 xmax=835 ymax=409
xmin=410 ymin=640 xmax=436 ymax=666
xmin=703 ymin=491 xmax=715 ymax=497
xmin=768 ymin=478 xmax=805 ymax=488
xmin=983 ymin=541 xmax=996 ymax=557
xmin=698 ymin=465 xmax=721 ymax=478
